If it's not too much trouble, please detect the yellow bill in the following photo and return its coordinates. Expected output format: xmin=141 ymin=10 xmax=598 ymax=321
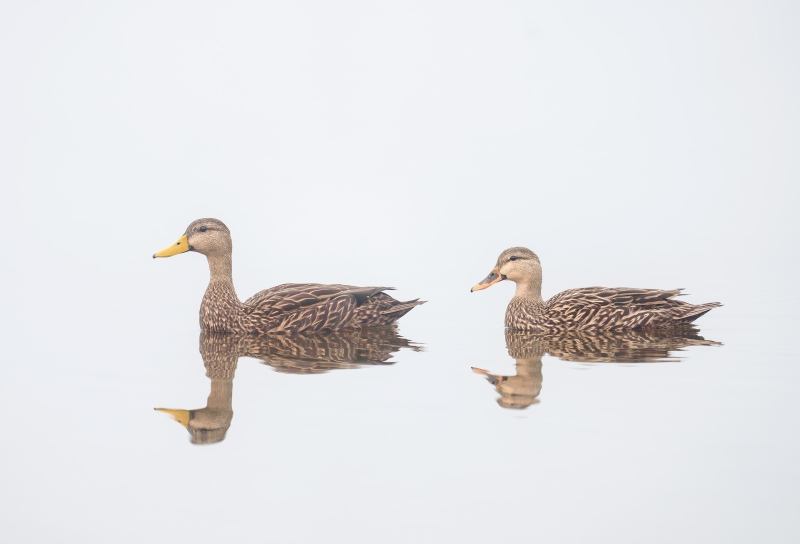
xmin=153 ymin=234 xmax=189 ymax=258
xmin=154 ymin=408 xmax=192 ymax=428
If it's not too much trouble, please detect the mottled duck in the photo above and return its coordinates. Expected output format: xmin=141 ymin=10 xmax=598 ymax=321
xmin=154 ymin=218 xmax=424 ymax=333
xmin=471 ymin=247 xmax=720 ymax=332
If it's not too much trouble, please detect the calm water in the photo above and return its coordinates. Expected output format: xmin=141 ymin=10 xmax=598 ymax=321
xmin=2 ymin=288 xmax=798 ymax=543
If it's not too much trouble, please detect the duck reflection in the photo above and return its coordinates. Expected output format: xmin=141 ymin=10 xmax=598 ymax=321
xmin=473 ymin=335 xmax=545 ymax=409
xmin=156 ymin=327 xmax=421 ymax=444
xmin=473 ymin=326 xmax=721 ymax=410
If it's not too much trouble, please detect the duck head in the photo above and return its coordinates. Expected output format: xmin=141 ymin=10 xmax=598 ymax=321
xmin=471 ymin=247 xmax=542 ymax=293
xmin=153 ymin=218 xmax=232 ymax=259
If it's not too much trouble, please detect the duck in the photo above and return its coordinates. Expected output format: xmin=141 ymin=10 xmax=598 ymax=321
xmin=471 ymin=247 xmax=720 ymax=332
xmin=153 ymin=218 xmax=424 ymax=333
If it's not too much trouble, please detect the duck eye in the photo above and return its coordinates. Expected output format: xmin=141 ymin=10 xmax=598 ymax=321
xmin=199 ymin=226 xmax=207 ymax=232
xmin=509 ymin=256 xmax=518 ymax=261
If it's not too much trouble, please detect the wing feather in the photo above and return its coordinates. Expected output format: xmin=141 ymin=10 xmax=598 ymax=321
xmin=546 ymin=287 xmax=692 ymax=329
xmin=239 ymin=283 xmax=416 ymax=333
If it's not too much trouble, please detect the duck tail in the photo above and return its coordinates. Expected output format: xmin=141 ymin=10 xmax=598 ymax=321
xmin=679 ymin=302 xmax=722 ymax=323
xmin=339 ymin=286 xmax=395 ymax=305
xmin=381 ymin=299 xmax=426 ymax=317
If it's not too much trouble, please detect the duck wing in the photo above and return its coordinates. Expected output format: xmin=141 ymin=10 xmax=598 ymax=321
xmin=243 ymin=284 xmax=396 ymax=333
xmin=545 ymin=287 xmax=695 ymax=329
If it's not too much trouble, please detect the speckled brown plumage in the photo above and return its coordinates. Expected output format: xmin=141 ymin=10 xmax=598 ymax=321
xmin=154 ymin=218 xmax=425 ymax=333
xmin=472 ymin=247 xmax=721 ymax=332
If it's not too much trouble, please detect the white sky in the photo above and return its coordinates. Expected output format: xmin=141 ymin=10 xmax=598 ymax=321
xmin=2 ymin=1 xmax=798 ymax=320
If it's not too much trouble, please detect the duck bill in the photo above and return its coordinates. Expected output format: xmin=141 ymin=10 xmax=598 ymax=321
xmin=155 ymin=408 xmax=192 ymax=428
xmin=471 ymin=367 xmax=501 ymax=386
xmin=153 ymin=234 xmax=189 ymax=258
xmin=471 ymin=268 xmax=502 ymax=292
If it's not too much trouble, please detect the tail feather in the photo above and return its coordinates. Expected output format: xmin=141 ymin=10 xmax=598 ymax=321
xmin=381 ymin=299 xmax=426 ymax=315
xmin=679 ymin=302 xmax=722 ymax=323
xmin=337 ymin=286 xmax=395 ymax=305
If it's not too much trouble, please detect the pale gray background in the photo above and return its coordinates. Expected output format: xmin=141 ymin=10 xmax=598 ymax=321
xmin=1 ymin=1 xmax=798 ymax=543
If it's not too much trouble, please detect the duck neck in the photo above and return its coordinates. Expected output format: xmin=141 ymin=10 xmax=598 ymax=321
xmin=515 ymin=357 xmax=543 ymax=377
xmin=513 ymin=280 xmax=544 ymax=304
xmin=207 ymin=252 xmax=234 ymax=282
xmin=207 ymin=378 xmax=234 ymax=412
xmin=200 ymin=253 xmax=243 ymax=332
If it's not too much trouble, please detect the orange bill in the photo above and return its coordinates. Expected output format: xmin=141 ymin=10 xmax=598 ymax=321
xmin=471 ymin=268 xmax=502 ymax=292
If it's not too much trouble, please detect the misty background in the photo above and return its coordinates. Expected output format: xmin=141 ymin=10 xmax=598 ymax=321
xmin=1 ymin=1 xmax=798 ymax=543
